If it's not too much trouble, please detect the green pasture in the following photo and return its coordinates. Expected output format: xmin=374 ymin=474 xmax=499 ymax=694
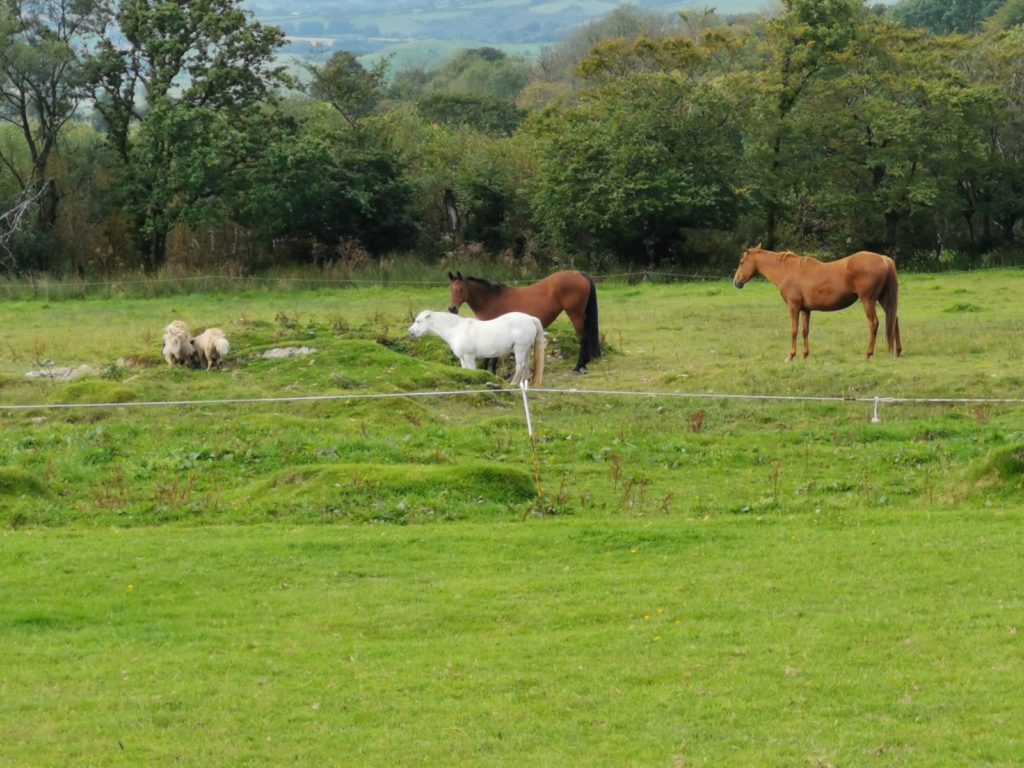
xmin=2 ymin=269 xmax=1024 ymax=765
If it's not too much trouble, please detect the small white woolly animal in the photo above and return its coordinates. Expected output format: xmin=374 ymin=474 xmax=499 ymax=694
xmin=191 ymin=328 xmax=230 ymax=370
xmin=162 ymin=321 xmax=194 ymax=367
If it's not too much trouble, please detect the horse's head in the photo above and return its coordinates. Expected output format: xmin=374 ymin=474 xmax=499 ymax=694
xmin=408 ymin=309 xmax=433 ymax=338
xmin=447 ymin=271 xmax=467 ymax=313
xmin=733 ymin=244 xmax=762 ymax=289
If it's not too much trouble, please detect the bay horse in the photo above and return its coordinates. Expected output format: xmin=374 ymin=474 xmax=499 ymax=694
xmin=447 ymin=270 xmax=601 ymax=373
xmin=408 ymin=309 xmax=545 ymax=386
xmin=732 ymin=245 xmax=902 ymax=360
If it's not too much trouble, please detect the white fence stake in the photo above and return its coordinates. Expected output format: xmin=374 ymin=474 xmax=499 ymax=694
xmin=520 ymin=378 xmax=534 ymax=437
xmin=520 ymin=378 xmax=545 ymax=513
xmin=871 ymin=396 xmax=881 ymax=424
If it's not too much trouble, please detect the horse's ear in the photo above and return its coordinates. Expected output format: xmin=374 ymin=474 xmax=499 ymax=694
xmin=456 ymin=271 xmax=463 ymax=279
xmin=754 ymin=242 xmax=762 ymax=250
xmin=448 ymin=271 xmax=456 ymax=281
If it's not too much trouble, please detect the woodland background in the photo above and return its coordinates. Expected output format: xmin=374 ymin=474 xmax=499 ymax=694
xmin=2 ymin=0 xmax=1023 ymax=277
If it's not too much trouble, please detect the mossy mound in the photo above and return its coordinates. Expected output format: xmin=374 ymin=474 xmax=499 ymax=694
xmin=61 ymin=380 xmax=138 ymax=404
xmin=244 ymin=461 xmax=535 ymax=523
xmin=976 ymin=444 xmax=1024 ymax=485
xmin=0 ymin=467 xmax=49 ymax=497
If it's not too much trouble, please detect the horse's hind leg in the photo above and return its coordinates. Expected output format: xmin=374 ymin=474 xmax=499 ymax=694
xmin=801 ymin=309 xmax=811 ymax=359
xmin=862 ymin=298 xmax=880 ymax=359
xmin=509 ymin=349 xmax=526 ymax=386
xmin=787 ymin=305 xmax=799 ymax=361
xmin=569 ymin=311 xmax=589 ymax=373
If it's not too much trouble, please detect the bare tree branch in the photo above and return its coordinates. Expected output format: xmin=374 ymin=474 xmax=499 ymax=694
xmin=0 ymin=180 xmax=50 ymax=271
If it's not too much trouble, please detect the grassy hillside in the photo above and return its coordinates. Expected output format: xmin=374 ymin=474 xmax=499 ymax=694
xmin=2 ymin=268 xmax=1023 ymax=526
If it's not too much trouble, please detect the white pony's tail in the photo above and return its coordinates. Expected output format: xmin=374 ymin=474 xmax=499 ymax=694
xmin=532 ymin=318 xmax=545 ymax=387
xmin=214 ymin=337 xmax=230 ymax=359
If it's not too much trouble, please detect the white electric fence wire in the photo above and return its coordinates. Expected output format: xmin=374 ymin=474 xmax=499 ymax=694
xmin=3 ymin=387 xmax=1024 ymax=421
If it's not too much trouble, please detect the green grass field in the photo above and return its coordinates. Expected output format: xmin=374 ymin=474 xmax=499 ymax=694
xmin=2 ymin=269 xmax=1023 ymax=765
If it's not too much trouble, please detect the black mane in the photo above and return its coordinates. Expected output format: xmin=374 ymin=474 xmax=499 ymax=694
xmin=465 ymin=275 xmax=506 ymax=293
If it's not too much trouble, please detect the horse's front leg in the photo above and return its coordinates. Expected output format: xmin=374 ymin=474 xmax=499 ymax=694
xmin=787 ymin=305 xmax=799 ymax=361
xmin=459 ymin=354 xmax=477 ymax=369
xmin=801 ymin=309 xmax=811 ymax=359
xmin=862 ymin=298 xmax=879 ymax=359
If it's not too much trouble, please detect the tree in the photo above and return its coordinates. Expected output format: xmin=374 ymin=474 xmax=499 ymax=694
xmin=787 ymin=19 xmax=974 ymax=253
xmin=750 ymin=0 xmax=866 ymax=248
xmin=0 ymin=0 xmax=110 ymax=238
xmin=375 ymin=104 xmax=534 ymax=253
xmin=986 ymin=0 xmax=1024 ymax=30
xmin=889 ymin=0 xmax=1004 ymax=35
xmin=955 ymin=29 xmax=1024 ymax=249
xmin=416 ymin=92 xmax=526 ymax=136
xmin=529 ymin=72 xmax=742 ymax=264
xmin=306 ymin=50 xmax=388 ymax=129
xmin=85 ymin=0 xmax=288 ymax=271
xmin=385 ymin=48 xmax=530 ymax=136
xmin=426 ymin=48 xmax=530 ymax=103
xmin=232 ymin=105 xmax=416 ymax=258
xmin=520 ymin=5 xmax=692 ymax=111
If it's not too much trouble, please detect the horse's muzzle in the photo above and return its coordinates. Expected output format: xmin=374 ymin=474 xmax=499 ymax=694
xmin=448 ymin=306 xmax=458 ymax=314
xmin=733 ymin=279 xmax=745 ymax=289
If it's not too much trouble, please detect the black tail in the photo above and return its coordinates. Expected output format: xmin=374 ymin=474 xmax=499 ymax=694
xmin=584 ymin=276 xmax=601 ymax=359
xmin=572 ymin=275 xmax=601 ymax=372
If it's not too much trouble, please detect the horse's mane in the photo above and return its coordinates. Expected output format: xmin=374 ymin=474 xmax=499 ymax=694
xmin=756 ymin=248 xmax=804 ymax=262
xmin=464 ymin=275 xmax=506 ymax=293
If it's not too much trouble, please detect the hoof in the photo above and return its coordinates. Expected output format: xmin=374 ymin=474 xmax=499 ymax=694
xmin=573 ymin=367 xmax=589 ymax=375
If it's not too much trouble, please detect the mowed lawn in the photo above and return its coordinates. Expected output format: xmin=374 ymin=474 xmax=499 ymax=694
xmin=2 ymin=269 xmax=1024 ymax=766
xmin=3 ymin=514 xmax=1023 ymax=767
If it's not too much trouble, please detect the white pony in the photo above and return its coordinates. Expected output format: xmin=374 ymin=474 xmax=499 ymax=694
xmin=190 ymin=328 xmax=230 ymax=371
xmin=162 ymin=320 xmax=194 ymax=367
xmin=409 ymin=309 xmax=545 ymax=386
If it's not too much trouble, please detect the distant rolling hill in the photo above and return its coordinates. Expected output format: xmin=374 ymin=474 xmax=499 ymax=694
xmin=243 ymin=0 xmax=898 ymax=68
xmin=245 ymin=0 xmax=775 ymax=66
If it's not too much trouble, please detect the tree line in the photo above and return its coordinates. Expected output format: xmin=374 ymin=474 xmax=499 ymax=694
xmin=1 ymin=0 xmax=1023 ymax=276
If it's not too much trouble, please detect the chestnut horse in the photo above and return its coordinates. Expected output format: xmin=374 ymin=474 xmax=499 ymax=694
xmin=732 ymin=245 xmax=902 ymax=360
xmin=447 ymin=270 xmax=601 ymax=373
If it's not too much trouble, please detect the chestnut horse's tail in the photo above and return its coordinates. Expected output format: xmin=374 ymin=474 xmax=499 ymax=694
xmin=881 ymin=260 xmax=901 ymax=356
xmin=583 ymin=275 xmax=601 ymax=360
xmin=532 ymin=318 xmax=545 ymax=387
